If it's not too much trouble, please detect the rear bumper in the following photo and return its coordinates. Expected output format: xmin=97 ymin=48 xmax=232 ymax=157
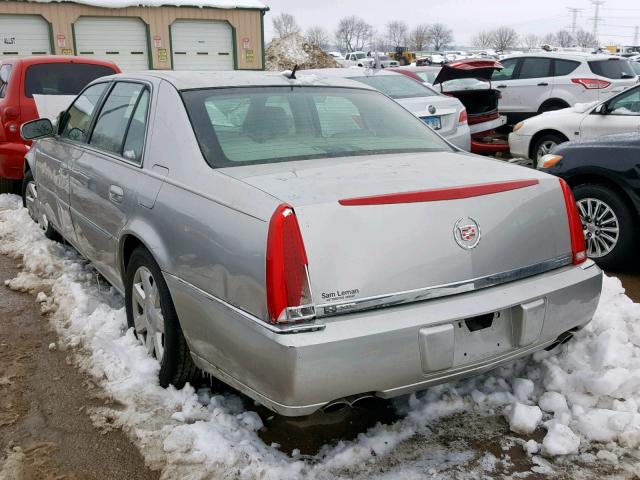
xmin=168 ymin=260 xmax=602 ymax=417
xmin=0 ymin=141 xmax=28 ymax=180
xmin=443 ymin=124 xmax=471 ymax=151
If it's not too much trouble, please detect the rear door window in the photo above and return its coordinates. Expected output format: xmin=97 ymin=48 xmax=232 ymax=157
xmin=553 ymin=59 xmax=580 ymax=76
xmin=492 ymin=58 xmax=518 ymax=81
xmin=0 ymin=64 xmax=12 ymax=98
xmin=588 ymin=59 xmax=636 ymax=79
xmin=90 ymin=82 xmax=149 ymax=160
xmin=25 ymin=63 xmax=116 ymax=98
xmin=518 ymin=58 xmax=552 ymax=79
xmin=60 ymin=82 xmax=110 ymax=143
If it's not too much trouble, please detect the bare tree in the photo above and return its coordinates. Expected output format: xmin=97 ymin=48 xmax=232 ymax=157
xmin=555 ymin=30 xmax=574 ymax=48
xmin=575 ymin=29 xmax=598 ymax=48
xmin=471 ymin=31 xmax=493 ymax=48
xmin=428 ymin=23 xmax=453 ymax=51
xmin=386 ymin=20 xmax=409 ymax=49
xmin=541 ymin=32 xmax=557 ymax=47
xmin=409 ymin=24 xmax=431 ymax=51
xmin=490 ymin=26 xmax=519 ymax=51
xmin=334 ymin=16 xmax=372 ymax=52
xmin=522 ymin=33 xmax=540 ymax=50
xmin=305 ymin=26 xmax=330 ymax=50
xmin=272 ymin=13 xmax=300 ymax=38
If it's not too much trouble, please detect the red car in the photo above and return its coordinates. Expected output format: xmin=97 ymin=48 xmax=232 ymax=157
xmin=389 ymin=60 xmax=509 ymax=155
xmin=0 ymin=56 xmax=120 ymax=193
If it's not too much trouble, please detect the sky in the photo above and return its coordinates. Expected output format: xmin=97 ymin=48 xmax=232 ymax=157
xmin=262 ymin=0 xmax=640 ymax=48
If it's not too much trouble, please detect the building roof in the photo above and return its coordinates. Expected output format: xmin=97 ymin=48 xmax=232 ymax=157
xmin=27 ymin=0 xmax=268 ymax=10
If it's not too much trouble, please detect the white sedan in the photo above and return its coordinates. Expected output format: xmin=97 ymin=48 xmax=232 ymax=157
xmin=509 ymin=83 xmax=640 ymax=163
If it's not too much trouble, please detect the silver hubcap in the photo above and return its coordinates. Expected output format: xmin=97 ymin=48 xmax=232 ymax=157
xmin=577 ymin=197 xmax=619 ymax=258
xmin=132 ymin=266 xmax=165 ymax=362
xmin=536 ymin=140 xmax=557 ymax=160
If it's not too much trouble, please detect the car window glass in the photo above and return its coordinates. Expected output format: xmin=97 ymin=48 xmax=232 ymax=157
xmin=122 ymin=89 xmax=150 ymax=163
xmin=518 ymin=58 xmax=552 ymax=79
xmin=631 ymin=62 xmax=640 ymax=76
xmin=608 ymin=87 xmax=640 ymax=115
xmin=492 ymin=58 xmax=518 ymax=80
xmin=90 ymin=82 xmax=146 ymax=156
xmin=315 ymin=95 xmax=362 ymax=137
xmin=588 ymin=59 xmax=635 ymax=79
xmin=25 ymin=63 xmax=116 ymax=97
xmin=416 ymin=71 xmax=438 ymax=83
xmin=554 ymin=59 xmax=580 ymax=76
xmin=0 ymin=64 xmax=12 ymax=98
xmin=60 ymin=82 xmax=109 ymax=143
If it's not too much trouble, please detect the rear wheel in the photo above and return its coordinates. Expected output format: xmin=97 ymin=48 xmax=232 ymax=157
xmin=124 ymin=246 xmax=197 ymax=388
xmin=538 ymin=100 xmax=569 ymax=113
xmin=0 ymin=176 xmax=20 ymax=194
xmin=573 ymin=184 xmax=637 ymax=270
xmin=532 ymin=133 xmax=566 ymax=164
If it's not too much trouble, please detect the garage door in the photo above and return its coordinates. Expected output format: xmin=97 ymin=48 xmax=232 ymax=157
xmin=171 ymin=20 xmax=234 ymax=70
xmin=0 ymin=15 xmax=51 ymax=58
xmin=74 ymin=17 xmax=149 ymax=72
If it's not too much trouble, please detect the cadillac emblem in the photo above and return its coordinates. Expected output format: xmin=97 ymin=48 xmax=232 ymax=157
xmin=428 ymin=104 xmax=437 ymax=114
xmin=453 ymin=217 xmax=481 ymax=250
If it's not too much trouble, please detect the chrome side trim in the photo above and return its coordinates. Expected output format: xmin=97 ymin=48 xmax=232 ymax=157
xmin=319 ymin=254 xmax=573 ymax=318
xmin=164 ymin=273 xmax=325 ymax=334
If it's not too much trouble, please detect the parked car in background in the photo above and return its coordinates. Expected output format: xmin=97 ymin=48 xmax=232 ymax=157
xmin=309 ymin=68 xmax=471 ymax=150
xmin=366 ymin=53 xmax=400 ymax=68
xmin=416 ymin=53 xmax=446 ymax=66
xmin=20 ymin=70 xmax=602 ymax=417
xmin=0 ymin=56 xmax=120 ymax=193
xmin=537 ymin=133 xmax=640 ymax=269
xmin=493 ymin=52 xmax=637 ymax=124
xmin=509 ymin=83 xmax=640 ymax=163
xmin=343 ymin=51 xmax=374 ymax=67
xmin=327 ymin=51 xmax=345 ymax=62
xmin=391 ymin=60 xmax=508 ymax=154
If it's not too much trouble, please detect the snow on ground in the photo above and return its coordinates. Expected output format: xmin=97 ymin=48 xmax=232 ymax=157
xmin=1 ymin=193 xmax=640 ymax=478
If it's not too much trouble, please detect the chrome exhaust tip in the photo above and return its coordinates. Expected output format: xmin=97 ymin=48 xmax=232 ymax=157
xmin=321 ymin=393 xmax=378 ymax=413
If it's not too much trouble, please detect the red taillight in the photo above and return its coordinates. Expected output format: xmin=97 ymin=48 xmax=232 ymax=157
xmin=571 ymin=78 xmax=611 ymax=89
xmin=266 ymin=204 xmax=314 ymax=323
xmin=458 ymin=109 xmax=468 ymax=124
xmin=559 ymin=179 xmax=587 ymax=265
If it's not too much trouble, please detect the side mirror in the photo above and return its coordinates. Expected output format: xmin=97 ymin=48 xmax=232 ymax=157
xmin=594 ymin=103 xmax=608 ymax=115
xmin=20 ymin=118 xmax=54 ymax=141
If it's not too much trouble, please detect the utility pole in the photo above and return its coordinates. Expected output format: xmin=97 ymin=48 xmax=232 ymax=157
xmin=591 ymin=0 xmax=605 ymax=44
xmin=567 ymin=8 xmax=583 ymax=37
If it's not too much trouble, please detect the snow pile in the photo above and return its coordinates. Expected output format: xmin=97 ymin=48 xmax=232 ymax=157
xmin=266 ymin=33 xmax=341 ymax=72
xmin=31 ymin=0 xmax=266 ymax=10
xmin=2 ymin=192 xmax=640 ymax=477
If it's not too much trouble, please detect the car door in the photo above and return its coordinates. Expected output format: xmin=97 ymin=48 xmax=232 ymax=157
xmin=69 ymin=81 xmax=151 ymax=285
xmin=492 ymin=57 xmax=520 ymax=113
xmin=35 ymin=82 xmax=110 ymax=245
xmin=579 ymin=85 xmax=640 ymax=139
xmin=497 ymin=57 xmax=553 ymax=116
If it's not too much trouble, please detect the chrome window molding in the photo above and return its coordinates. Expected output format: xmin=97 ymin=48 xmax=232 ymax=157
xmin=318 ymin=254 xmax=573 ymax=318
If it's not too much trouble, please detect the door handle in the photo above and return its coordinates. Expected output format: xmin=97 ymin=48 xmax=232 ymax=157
xmin=497 ymin=84 xmax=507 ymax=89
xmin=109 ymin=185 xmax=124 ymax=204
xmin=537 ymin=82 xmax=549 ymax=86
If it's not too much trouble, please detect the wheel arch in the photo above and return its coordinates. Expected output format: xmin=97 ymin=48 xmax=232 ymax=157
xmin=538 ymin=98 xmax=570 ymax=112
xmin=529 ymin=129 xmax=570 ymax=159
xmin=565 ymin=173 xmax=640 ymax=218
xmin=118 ymin=221 xmax=173 ymax=285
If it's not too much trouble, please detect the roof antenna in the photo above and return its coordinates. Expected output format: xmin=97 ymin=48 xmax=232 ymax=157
xmin=287 ymin=64 xmax=298 ymax=80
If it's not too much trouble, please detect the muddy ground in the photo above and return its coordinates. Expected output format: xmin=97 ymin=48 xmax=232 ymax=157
xmin=1 ymin=249 xmax=639 ymax=479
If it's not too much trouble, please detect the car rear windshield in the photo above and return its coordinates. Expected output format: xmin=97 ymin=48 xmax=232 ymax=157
xmin=588 ymin=59 xmax=636 ymax=79
xmin=349 ymin=74 xmax=438 ymax=98
xmin=415 ymin=71 xmax=438 ymax=83
xmin=25 ymin=63 xmax=117 ymax=98
xmin=181 ymin=86 xmax=453 ymax=168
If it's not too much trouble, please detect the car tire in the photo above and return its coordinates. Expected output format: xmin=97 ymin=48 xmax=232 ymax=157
xmin=538 ymin=100 xmax=568 ymax=113
xmin=22 ymin=170 xmax=59 ymax=240
xmin=0 ymin=176 xmax=20 ymax=194
xmin=532 ymin=133 xmax=566 ymax=163
xmin=572 ymin=183 xmax=637 ymax=270
xmin=124 ymin=246 xmax=198 ymax=388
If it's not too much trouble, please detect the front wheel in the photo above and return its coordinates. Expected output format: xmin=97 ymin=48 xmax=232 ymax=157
xmin=124 ymin=246 xmax=197 ymax=388
xmin=573 ymin=184 xmax=637 ymax=270
xmin=22 ymin=170 xmax=58 ymax=240
xmin=532 ymin=133 xmax=566 ymax=164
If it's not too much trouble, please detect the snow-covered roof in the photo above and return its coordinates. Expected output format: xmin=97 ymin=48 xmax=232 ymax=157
xmin=27 ymin=0 xmax=268 ymax=10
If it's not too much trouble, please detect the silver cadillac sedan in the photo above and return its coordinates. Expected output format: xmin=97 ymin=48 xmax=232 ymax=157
xmin=20 ymin=71 xmax=602 ymax=416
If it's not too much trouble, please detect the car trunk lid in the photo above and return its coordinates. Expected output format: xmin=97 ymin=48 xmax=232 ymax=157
xmin=223 ymin=153 xmax=572 ymax=315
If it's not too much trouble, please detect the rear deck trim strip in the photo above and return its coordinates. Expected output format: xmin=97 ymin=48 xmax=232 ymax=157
xmin=338 ymin=179 xmax=539 ymax=206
